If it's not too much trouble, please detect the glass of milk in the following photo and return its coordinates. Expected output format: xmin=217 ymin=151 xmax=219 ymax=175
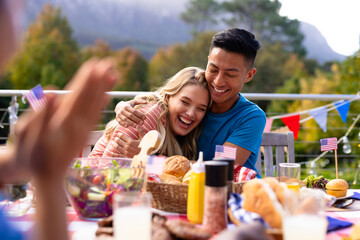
xmin=282 ymin=189 xmax=328 ymax=240
xmin=113 ymin=191 xmax=152 ymax=240
xmin=283 ymin=214 xmax=327 ymax=240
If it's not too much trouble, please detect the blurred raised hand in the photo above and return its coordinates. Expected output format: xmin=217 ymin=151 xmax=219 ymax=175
xmin=6 ymin=57 xmax=116 ymax=240
xmin=12 ymin=58 xmax=116 ymax=181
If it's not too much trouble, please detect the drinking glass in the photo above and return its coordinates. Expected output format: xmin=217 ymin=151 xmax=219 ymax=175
xmin=282 ymin=190 xmax=328 ymax=240
xmin=0 ymin=182 xmax=34 ymax=217
xmin=283 ymin=214 xmax=327 ymax=240
xmin=278 ymin=163 xmax=300 ymax=193
xmin=113 ymin=191 xmax=152 ymax=240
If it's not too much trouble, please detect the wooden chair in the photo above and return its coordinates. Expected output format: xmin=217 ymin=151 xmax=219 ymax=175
xmin=79 ymin=130 xmax=104 ymax=157
xmin=255 ymin=131 xmax=295 ymax=177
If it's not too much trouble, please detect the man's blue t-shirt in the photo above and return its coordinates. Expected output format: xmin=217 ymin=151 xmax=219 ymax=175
xmin=197 ymin=94 xmax=266 ymax=178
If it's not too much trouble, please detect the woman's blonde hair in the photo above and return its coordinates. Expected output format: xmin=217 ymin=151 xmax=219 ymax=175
xmin=137 ymin=66 xmax=211 ymax=160
xmin=104 ymin=119 xmax=118 ymax=141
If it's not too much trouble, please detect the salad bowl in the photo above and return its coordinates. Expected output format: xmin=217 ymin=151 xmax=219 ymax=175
xmin=65 ymin=158 xmax=145 ymax=220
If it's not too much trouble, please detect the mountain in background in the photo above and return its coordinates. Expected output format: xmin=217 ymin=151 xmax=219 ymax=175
xmin=25 ymin=0 xmax=346 ymax=63
xmin=300 ymin=22 xmax=346 ymax=64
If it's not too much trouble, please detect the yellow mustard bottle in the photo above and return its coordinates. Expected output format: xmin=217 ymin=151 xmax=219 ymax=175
xmin=187 ymin=151 xmax=205 ymax=224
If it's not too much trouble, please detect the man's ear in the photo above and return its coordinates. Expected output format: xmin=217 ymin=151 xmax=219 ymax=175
xmin=245 ymin=68 xmax=257 ymax=83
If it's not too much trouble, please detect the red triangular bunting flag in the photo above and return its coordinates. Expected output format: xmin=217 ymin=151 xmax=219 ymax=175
xmin=281 ymin=114 xmax=300 ymax=139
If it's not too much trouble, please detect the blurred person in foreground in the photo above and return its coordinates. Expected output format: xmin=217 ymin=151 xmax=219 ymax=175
xmin=114 ymin=28 xmax=266 ymax=177
xmin=0 ymin=1 xmax=116 ymax=240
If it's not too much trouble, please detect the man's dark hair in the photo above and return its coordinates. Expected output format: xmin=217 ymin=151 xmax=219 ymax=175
xmin=210 ymin=28 xmax=261 ymax=67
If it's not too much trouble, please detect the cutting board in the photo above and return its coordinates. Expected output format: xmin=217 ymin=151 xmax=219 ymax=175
xmin=131 ymin=130 xmax=161 ymax=168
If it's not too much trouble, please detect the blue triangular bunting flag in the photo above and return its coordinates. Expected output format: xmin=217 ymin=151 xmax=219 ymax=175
xmin=334 ymin=100 xmax=350 ymax=123
xmin=309 ymin=107 xmax=328 ymax=132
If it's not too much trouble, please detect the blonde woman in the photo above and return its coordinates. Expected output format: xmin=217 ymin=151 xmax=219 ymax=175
xmin=89 ymin=67 xmax=211 ymax=160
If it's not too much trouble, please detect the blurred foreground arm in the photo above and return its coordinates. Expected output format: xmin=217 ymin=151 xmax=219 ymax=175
xmin=12 ymin=58 xmax=116 ymax=240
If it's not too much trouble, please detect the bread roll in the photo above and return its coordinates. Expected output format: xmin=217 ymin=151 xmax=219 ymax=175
xmin=263 ymin=177 xmax=288 ymax=205
xmin=159 ymin=173 xmax=181 ymax=184
xmin=242 ymin=178 xmax=287 ymax=229
xmin=182 ymin=170 xmax=192 ymax=184
xmin=163 ymin=155 xmax=191 ymax=180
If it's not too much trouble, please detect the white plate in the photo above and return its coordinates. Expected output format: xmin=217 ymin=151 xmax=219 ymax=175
xmin=336 ymin=191 xmax=354 ymax=200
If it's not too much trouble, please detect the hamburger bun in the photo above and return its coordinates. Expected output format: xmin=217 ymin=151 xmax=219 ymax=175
xmin=326 ymin=179 xmax=348 ymax=198
xmin=163 ymin=155 xmax=191 ymax=180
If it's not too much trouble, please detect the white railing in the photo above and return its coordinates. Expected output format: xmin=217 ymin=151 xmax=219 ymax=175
xmin=0 ymin=89 xmax=358 ymax=101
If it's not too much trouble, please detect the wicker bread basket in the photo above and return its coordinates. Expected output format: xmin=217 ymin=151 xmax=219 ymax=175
xmin=145 ymin=180 xmax=245 ymax=214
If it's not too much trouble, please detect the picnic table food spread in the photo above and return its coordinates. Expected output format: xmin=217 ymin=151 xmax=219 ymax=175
xmin=3 ymin=139 xmax=360 ymax=240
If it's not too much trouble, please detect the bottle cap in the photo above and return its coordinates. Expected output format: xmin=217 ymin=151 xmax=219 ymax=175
xmin=213 ymin=158 xmax=234 ymax=181
xmin=192 ymin=151 xmax=205 ymax=173
xmin=205 ymin=161 xmax=228 ymax=187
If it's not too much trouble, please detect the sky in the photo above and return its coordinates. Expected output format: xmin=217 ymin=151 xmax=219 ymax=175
xmin=279 ymin=0 xmax=360 ymax=56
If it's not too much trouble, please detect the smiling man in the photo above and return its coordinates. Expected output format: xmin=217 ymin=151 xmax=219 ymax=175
xmin=114 ymin=28 xmax=265 ymax=177
xmin=198 ymin=28 xmax=266 ymax=177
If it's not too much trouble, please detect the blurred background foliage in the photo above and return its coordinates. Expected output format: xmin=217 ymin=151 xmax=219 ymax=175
xmin=0 ymin=0 xmax=359 ymax=183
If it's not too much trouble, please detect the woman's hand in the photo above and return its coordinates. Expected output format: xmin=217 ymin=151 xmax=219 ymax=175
xmin=110 ymin=125 xmax=148 ymax=158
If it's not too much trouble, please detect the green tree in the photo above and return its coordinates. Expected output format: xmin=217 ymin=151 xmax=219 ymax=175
xmin=148 ymin=32 xmax=213 ymax=87
xmin=81 ymin=40 xmax=148 ymax=91
xmin=244 ymin=42 xmax=307 ymax=104
xmin=7 ymin=4 xmax=80 ymax=89
xmin=338 ymin=51 xmax=360 ymax=94
xmin=148 ymin=45 xmax=187 ymax=88
xmin=114 ymin=47 xmax=148 ymax=91
xmin=180 ymin=0 xmax=220 ymax=36
xmin=81 ymin=39 xmax=114 ymax=62
xmin=222 ymin=0 xmax=306 ymax=57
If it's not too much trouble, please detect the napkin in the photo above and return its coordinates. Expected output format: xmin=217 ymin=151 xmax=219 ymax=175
xmin=327 ymin=216 xmax=353 ymax=232
xmin=234 ymin=165 xmax=257 ymax=182
xmin=228 ymin=193 xmax=267 ymax=226
xmin=349 ymin=192 xmax=360 ymax=200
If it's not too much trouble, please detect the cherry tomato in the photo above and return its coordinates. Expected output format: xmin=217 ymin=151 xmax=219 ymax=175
xmin=92 ymin=175 xmax=103 ymax=185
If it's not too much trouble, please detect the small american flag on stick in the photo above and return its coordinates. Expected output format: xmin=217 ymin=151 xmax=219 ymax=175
xmin=214 ymin=145 xmax=237 ymax=159
xmin=320 ymin=137 xmax=338 ymax=151
xmin=145 ymin=155 xmax=166 ymax=175
xmin=24 ymin=84 xmax=47 ymax=112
